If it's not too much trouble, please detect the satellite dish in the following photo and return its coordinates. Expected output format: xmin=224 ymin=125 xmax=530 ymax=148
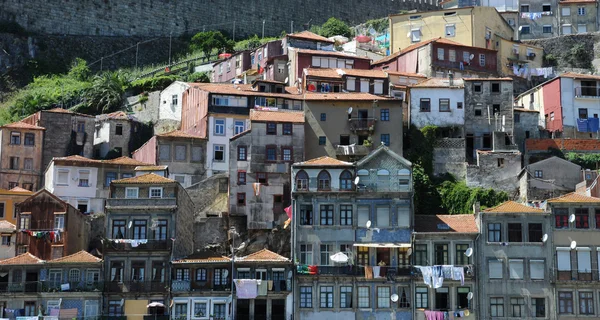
xmin=354 ymin=176 xmax=360 ymax=185
xmin=391 ymin=294 xmax=399 ymax=302
xmin=569 ymin=214 xmax=575 ymax=223
xmin=127 ymin=221 xmax=132 ymax=229
xmin=406 ymin=248 xmax=412 ymax=256
xmin=347 ymin=107 xmax=353 ymax=114
xmin=284 ymin=77 xmax=289 ymax=83
xmin=469 ymin=54 xmax=474 ymax=61
xmin=570 ymin=241 xmax=577 ymax=249
xmin=542 ymin=234 xmax=548 ymax=243
xmin=465 ymin=248 xmax=473 ymax=257
xmin=467 ymin=292 xmax=474 ymax=300
xmin=366 ymin=220 xmax=372 ymax=229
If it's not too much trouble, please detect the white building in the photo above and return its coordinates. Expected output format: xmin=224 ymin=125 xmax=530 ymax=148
xmin=0 ymin=221 xmax=16 ymax=259
xmin=159 ymin=81 xmax=191 ymax=122
xmin=207 ymin=116 xmax=250 ymax=176
xmin=409 ymin=78 xmax=465 ymax=130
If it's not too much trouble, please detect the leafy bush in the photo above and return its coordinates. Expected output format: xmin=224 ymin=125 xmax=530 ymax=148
xmin=365 ymin=18 xmax=389 ymax=34
xmin=78 ymin=71 xmax=128 ymax=114
xmin=189 ymin=31 xmax=234 ymax=58
xmin=68 ymin=58 xmax=91 ymax=82
xmin=184 ymin=72 xmax=210 ymax=83
xmin=130 ymin=75 xmax=179 ymax=93
xmin=312 ymin=17 xmax=353 ymax=38
xmin=565 ymin=152 xmax=600 ymax=169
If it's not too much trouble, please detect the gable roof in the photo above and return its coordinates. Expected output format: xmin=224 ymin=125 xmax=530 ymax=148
xmin=51 ymin=155 xmax=152 ymax=167
xmin=526 ymin=156 xmax=580 ymax=170
xmin=0 ymin=220 xmax=16 ymax=231
xmin=49 ymin=250 xmax=102 ymax=263
xmin=0 ymin=252 xmax=44 ymax=265
xmin=0 ymin=121 xmax=45 ymax=130
xmin=111 ymin=173 xmax=176 ymax=184
xmin=188 ymin=83 xmax=301 ymax=99
xmin=385 ymin=71 xmax=427 ymax=78
xmin=134 ymin=165 xmax=168 ymax=171
xmin=302 ymin=92 xmax=396 ymax=101
xmin=484 ymin=201 xmax=545 ymax=213
xmin=45 ymin=108 xmax=94 ymax=117
xmin=411 ymin=78 xmax=465 ymax=88
xmin=357 ymin=144 xmax=412 ymax=168
xmin=526 ymin=139 xmax=600 ymax=151
xmin=414 ymin=214 xmax=478 ymax=233
xmin=287 ymin=30 xmax=335 ymax=43
xmin=296 ymin=49 xmax=372 ymax=60
xmin=237 ymin=248 xmax=290 ymax=263
xmin=547 ymin=192 xmax=600 ymax=203
xmin=157 ymin=130 xmax=206 ymax=139
xmin=104 ymin=157 xmax=152 ymax=166
xmin=295 ymin=156 xmax=353 ymax=167
xmin=250 ymin=110 xmax=305 ymax=123
xmin=172 ymin=250 xmax=231 ymax=264
xmin=18 ymin=189 xmax=78 ymax=212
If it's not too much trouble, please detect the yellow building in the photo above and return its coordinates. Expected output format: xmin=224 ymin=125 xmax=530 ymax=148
xmin=390 ymin=6 xmax=514 ymax=53
xmin=0 ymin=187 xmax=33 ymax=225
xmin=496 ymin=36 xmax=544 ymax=76
xmin=558 ymin=0 xmax=598 ymax=35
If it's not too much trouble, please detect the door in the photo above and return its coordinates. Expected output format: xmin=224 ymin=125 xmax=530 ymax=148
xmin=358 ymin=109 xmax=368 ymax=119
xmin=25 ymin=272 xmax=38 ymax=292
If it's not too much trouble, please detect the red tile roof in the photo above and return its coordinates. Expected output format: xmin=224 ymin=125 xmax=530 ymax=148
xmin=111 ymin=173 xmax=176 ymax=184
xmin=103 ymin=157 xmax=152 ymax=166
xmin=250 ymin=110 xmax=305 ymax=123
xmin=304 ymin=68 xmax=344 ymax=79
xmin=287 ymin=31 xmax=335 ymax=43
xmin=52 ymin=155 xmax=152 ymax=167
xmin=172 ymin=251 xmax=231 ymax=264
xmin=386 ymin=71 xmax=427 ymax=78
xmin=484 ymin=201 xmax=545 ymax=213
xmin=526 ymin=139 xmax=600 ymax=151
xmin=45 ymin=108 xmax=94 ymax=117
xmin=9 ymin=187 xmax=34 ymax=193
xmin=547 ymin=192 xmax=600 ymax=203
xmin=303 ymin=92 xmax=395 ymax=101
xmin=463 ymin=77 xmax=513 ymax=81
xmin=0 ymin=221 xmax=16 ymax=231
xmin=188 ymin=83 xmax=302 ymax=99
xmin=296 ymin=156 xmax=353 ymax=166
xmin=0 ymin=253 xmax=44 ymax=265
xmin=134 ymin=165 xmax=168 ymax=171
xmin=411 ymin=78 xmax=464 ymax=88
xmin=49 ymin=250 xmax=101 ymax=263
xmin=0 ymin=121 xmax=45 ymax=130
xmin=414 ymin=214 xmax=478 ymax=233
xmin=297 ymin=49 xmax=372 ymax=60
xmin=158 ymin=130 xmax=206 ymax=139
xmin=237 ymin=249 xmax=290 ymax=262
xmin=560 ymin=72 xmax=600 ymax=80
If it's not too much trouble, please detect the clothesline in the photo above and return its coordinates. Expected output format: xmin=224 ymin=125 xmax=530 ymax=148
xmin=422 ymin=309 xmax=471 ymax=319
xmin=416 ymin=265 xmax=466 ymax=287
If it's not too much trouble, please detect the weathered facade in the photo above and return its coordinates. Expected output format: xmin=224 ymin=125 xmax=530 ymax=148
xmin=212 ymin=51 xmax=252 ymax=83
xmin=513 ymin=108 xmax=542 ymax=153
xmin=303 ymin=68 xmax=390 ymax=96
xmin=466 ymin=149 xmax=522 ymax=194
xmin=558 ymin=0 xmax=598 ymax=35
xmin=518 ymin=156 xmax=582 ymax=203
xmin=287 ymin=48 xmax=372 ymax=87
xmin=409 ymin=78 xmax=465 ymax=131
xmin=524 ymin=139 xmax=600 ymax=165
xmin=229 ymin=110 xmax=304 ymax=229
xmin=158 ymin=81 xmax=191 ymax=123
xmin=0 ymin=121 xmax=45 ymax=191
xmin=291 ymin=145 xmax=413 ymax=320
xmin=517 ymin=0 xmax=559 ymax=39
xmin=94 ymin=111 xmax=143 ymax=159
xmin=0 ymin=186 xmax=34 ymax=226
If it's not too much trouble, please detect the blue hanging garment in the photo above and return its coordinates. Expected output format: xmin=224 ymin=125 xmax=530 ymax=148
xmin=588 ymin=117 xmax=599 ymax=132
xmin=577 ymin=118 xmax=589 ymax=132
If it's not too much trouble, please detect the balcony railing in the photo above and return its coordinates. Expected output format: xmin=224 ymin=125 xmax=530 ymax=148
xmin=356 ymin=182 xmax=411 ymax=193
xmin=104 ymin=281 xmax=168 ymax=293
xmin=557 ymin=270 xmax=594 ymax=281
xmin=103 ymin=239 xmax=171 ymax=252
xmin=41 ymin=281 xmax=103 ymax=292
xmin=172 ymin=279 xmax=287 ymax=292
xmin=106 ymin=198 xmax=177 ymax=208
xmin=349 ymin=118 xmax=376 ymax=132
xmin=0 ymin=281 xmax=40 ymax=293
xmin=575 ymin=86 xmax=600 ymax=98
xmin=299 ymin=266 xmax=416 ymax=278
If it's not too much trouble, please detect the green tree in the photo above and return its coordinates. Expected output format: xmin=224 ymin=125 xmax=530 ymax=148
xmin=80 ymin=71 xmax=128 ymax=114
xmin=68 ymin=58 xmax=91 ymax=82
xmin=318 ymin=17 xmax=353 ymax=38
xmin=413 ymin=164 xmax=443 ymax=215
xmin=185 ymin=72 xmax=210 ymax=83
xmin=189 ymin=31 xmax=234 ymax=58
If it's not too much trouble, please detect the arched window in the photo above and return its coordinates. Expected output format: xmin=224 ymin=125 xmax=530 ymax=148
xmin=339 ymin=170 xmax=353 ymax=191
xmin=317 ymin=170 xmax=331 ymax=191
xmin=296 ymin=170 xmax=309 ymax=191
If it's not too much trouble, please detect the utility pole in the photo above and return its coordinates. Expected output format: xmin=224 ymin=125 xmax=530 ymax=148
xmin=168 ymin=32 xmax=172 ymax=66
xmin=135 ymin=42 xmax=140 ymax=69
xmin=291 ymin=20 xmax=294 ymax=34
xmin=233 ymin=21 xmax=236 ymax=41
xmin=262 ymin=20 xmax=266 ymax=39
xmin=100 ymin=57 xmax=103 ymax=71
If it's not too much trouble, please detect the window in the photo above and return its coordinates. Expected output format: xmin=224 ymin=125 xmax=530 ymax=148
xmin=490 ymin=297 xmax=504 ymax=317
xmin=437 ymin=48 xmax=444 ymax=60
xmin=455 ymin=244 xmax=469 ymax=265
xmin=596 ymin=209 xmax=600 ymax=229
xmin=84 ymin=300 xmax=99 ymax=319
xmin=357 ymin=206 xmax=369 ymax=228
xmin=132 ymin=220 xmax=147 ymax=239
xmin=360 ymin=79 xmax=369 ymax=93
xmin=237 ymin=193 xmax=246 ymax=206
xmin=154 ymin=220 xmax=168 ymax=240
xmin=521 ymin=26 xmax=530 ymax=34
xmin=474 ymin=83 xmax=482 ymax=92
xmin=214 ymin=119 xmax=225 ymax=135
xmin=189 ymin=146 xmax=201 ymax=163
xmin=490 ymin=82 xmax=500 ymax=93
xmin=213 ymin=304 xmax=226 ymax=319
xmin=457 ymin=287 xmax=470 ymax=309
xmin=340 ymin=205 xmax=352 ymax=226
xmin=282 ymin=123 xmax=293 ymax=135
xmin=114 ymin=124 xmax=123 ymax=136
xmin=149 ymin=187 xmax=163 ymax=198
xmin=266 ymin=122 xmax=277 ymax=135
xmin=416 ymin=287 xmax=428 ymax=308
xmin=234 ymin=120 xmax=245 ymax=135
xmin=21 ymin=158 xmax=33 ymax=171
xmin=435 ymin=287 xmax=449 ymax=310
xmin=543 ymin=25 xmax=552 ymax=33
xmin=317 ymin=170 xmax=331 ymax=191
xmin=534 ymin=170 xmax=543 ymax=178
xmin=563 ymin=24 xmax=572 ymax=34
xmin=238 ymin=171 xmax=246 ymax=185
xmin=577 ymin=248 xmax=592 ymax=274
xmin=559 ymin=292 xmax=573 ymax=314
xmin=528 ymin=223 xmax=543 ymax=242
xmin=530 ymin=260 xmax=545 ymax=280
xmin=214 ymin=145 xmax=225 ymax=161
xmin=174 ymin=303 xmax=187 ymax=320
xmin=528 ymin=298 xmax=545 ymax=317
xmin=562 ymin=7 xmax=571 ymax=16
xmin=340 ymin=286 xmax=353 ymax=308
xmin=575 ymin=208 xmax=589 ymax=228
xmin=125 ymin=187 xmax=139 ymax=199
xmin=320 ymin=286 xmax=333 ymax=308
xmin=479 ymin=54 xmax=485 ymax=66
xmin=414 ymin=244 xmax=428 ymax=266
xmin=434 ymin=244 xmax=448 ymax=265
xmin=374 ymin=80 xmax=383 ymax=94
xmin=509 ymin=259 xmax=524 ymax=279
xmin=488 ymin=223 xmax=501 ymax=242
xmin=193 ymin=301 xmax=208 ymax=318
xmin=381 ymin=134 xmax=390 ymax=146
xmin=420 ymin=98 xmax=431 ymax=112
xmin=557 ymin=248 xmax=572 ymax=272
xmin=300 ymin=244 xmax=313 ymax=264
xmin=520 ymin=4 xmax=529 ymax=12
xmin=463 ymin=51 xmax=470 ymax=62
xmin=358 ymin=286 xmax=371 ymax=308
xmin=54 ymin=214 xmax=65 ymax=230
xmin=296 ymin=171 xmax=309 ymax=191
xmin=555 ymin=208 xmax=569 ymax=228
xmin=578 ymin=24 xmax=587 ymax=33
xmin=172 ymin=145 xmax=186 ymax=161
xmin=320 ymin=205 xmax=333 ymax=225
xmin=213 ymin=268 xmax=228 ymax=286
xmin=9 ymin=157 xmax=19 ymax=170
xmin=112 ymin=220 xmax=126 ymax=239
xmin=300 ymin=287 xmax=313 ymax=308
xmin=578 ymin=7 xmax=586 ymax=15
xmin=411 ymin=28 xmax=421 ymax=42
xmin=508 ymin=223 xmax=522 ymax=242
xmin=579 ymin=292 xmax=594 ymax=314
xmin=377 ymin=287 xmax=391 ymax=308
xmin=337 ymin=170 xmax=353 ymax=191
xmin=257 ymin=172 xmax=268 ymax=184
xmin=24 ymin=133 xmax=35 ymax=146
xmin=131 ymin=261 xmax=146 ymax=281
xmin=1 ymin=235 xmax=10 ymax=246
xmin=511 ymin=297 xmax=525 ymax=317
xmin=449 ymin=49 xmax=456 ymax=62
xmin=318 ymin=136 xmax=326 ymax=145
xmin=380 ymin=108 xmax=390 ymax=121
xmin=445 ymin=24 xmax=456 ymax=37
xmin=439 ymin=98 xmax=450 ymax=112
xmin=376 ymin=206 xmax=390 ymax=227
xmin=579 ymin=108 xmax=588 ymax=119
xmin=235 ymin=146 xmax=248 ymax=162
xmin=266 ymin=145 xmax=277 ymax=161
xmin=105 ymin=172 xmax=117 ymax=186
xmin=489 ymin=259 xmax=503 ymax=279
xmin=68 ymin=269 xmax=80 ymax=282
xmin=10 ymin=132 xmax=20 ymax=145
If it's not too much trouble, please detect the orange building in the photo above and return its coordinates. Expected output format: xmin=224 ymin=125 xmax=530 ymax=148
xmin=0 ymin=187 xmax=34 ymax=225
xmin=0 ymin=121 xmax=45 ymax=191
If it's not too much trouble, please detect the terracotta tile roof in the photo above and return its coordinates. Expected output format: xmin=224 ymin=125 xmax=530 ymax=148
xmin=172 ymin=251 xmax=231 ymax=264
xmin=343 ymin=69 xmax=388 ymax=78
xmin=0 ymin=221 xmax=16 ymax=231
xmin=525 ymin=139 xmax=600 ymax=151
xmin=189 ymin=83 xmax=302 ymax=99
xmin=134 ymin=165 xmax=168 ymax=171
xmin=230 ymin=129 xmax=252 ymax=141
xmin=484 ymin=201 xmax=545 ymax=213
xmin=386 ymin=71 xmax=427 ymax=78
xmin=157 ymin=130 xmax=206 ymax=139
xmin=414 ymin=214 xmax=478 ymax=233
xmin=548 ymin=192 xmax=600 ymax=203
xmin=96 ymin=111 xmax=137 ymax=121
xmin=0 ymin=253 xmax=44 ymax=265
xmin=9 ymin=187 xmax=34 ymax=193
xmin=112 ymin=173 xmax=176 ymax=184
xmin=305 ymin=68 xmax=343 ymax=79
xmin=302 ymin=92 xmax=396 ymax=101
xmin=411 ymin=78 xmax=464 ymax=88
xmin=305 ymin=67 xmax=387 ymax=79
xmin=237 ymin=249 xmax=290 ymax=262
xmin=514 ymin=108 xmax=539 ymax=113
xmin=52 ymin=155 xmax=152 ymax=167
xmin=250 ymin=110 xmax=305 ymax=123
xmin=560 ymin=72 xmax=600 ymax=80
xmin=463 ymin=77 xmax=513 ymax=81
xmin=0 ymin=121 xmax=45 ymax=130
xmin=53 ymin=155 xmax=101 ymax=163
xmin=296 ymin=156 xmax=353 ymax=166
xmin=253 ymin=79 xmax=287 ymax=85
xmin=45 ymin=108 xmax=94 ymax=117
xmin=103 ymin=157 xmax=152 ymax=166
xmin=297 ymin=49 xmax=371 ymax=60
xmin=49 ymin=250 xmax=101 ymax=263
xmin=287 ymin=30 xmax=335 ymax=43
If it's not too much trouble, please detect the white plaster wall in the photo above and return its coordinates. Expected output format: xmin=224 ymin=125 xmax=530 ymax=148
xmin=45 ymin=162 xmax=56 ymax=193
xmin=93 ymin=122 xmax=110 ymax=145
xmin=49 ymin=165 xmax=99 ymax=198
xmin=159 ymin=81 xmax=190 ymax=121
xmin=168 ymin=173 xmax=194 ymax=188
xmin=410 ymin=87 xmax=465 ymax=128
xmin=516 ymin=87 xmax=546 ymax=129
xmin=562 ymin=77 xmax=600 ymax=129
xmin=0 ymin=234 xmax=15 ymax=259
xmin=207 ymin=116 xmax=250 ymax=176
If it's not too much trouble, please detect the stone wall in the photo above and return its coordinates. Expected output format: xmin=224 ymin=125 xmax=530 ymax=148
xmin=433 ymin=138 xmax=466 ymax=179
xmin=1 ymin=0 xmax=438 ymax=38
xmin=466 ymin=151 xmax=522 ymax=196
xmin=525 ymin=33 xmax=600 ymax=72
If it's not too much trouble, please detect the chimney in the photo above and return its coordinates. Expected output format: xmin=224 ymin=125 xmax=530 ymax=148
xmin=448 ymin=71 xmax=454 ymax=86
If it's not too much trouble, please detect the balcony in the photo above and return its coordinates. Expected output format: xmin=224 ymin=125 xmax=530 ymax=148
xmin=557 ymin=270 xmax=594 ymax=281
xmin=335 ymin=144 xmax=371 ymax=157
xmin=104 ymin=281 xmax=168 ymax=293
xmin=0 ymin=281 xmax=40 ymax=293
xmin=103 ymin=239 xmax=171 ymax=252
xmin=300 ymin=266 xmax=415 ymax=278
xmin=41 ymin=281 xmax=103 ymax=292
xmin=349 ymin=118 xmax=376 ymax=132
xmin=575 ymin=86 xmax=600 ymax=99
xmin=172 ymin=279 xmax=287 ymax=293
xmin=105 ymin=198 xmax=177 ymax=209
xmin=356 ymin=181 xmax=411 ymax=193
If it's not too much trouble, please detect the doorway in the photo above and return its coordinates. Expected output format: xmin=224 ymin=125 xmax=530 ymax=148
xmin=271 ymin=299 xmax=285 ymax=320
xmin=254 ymin=300 xmax=267 ymax=320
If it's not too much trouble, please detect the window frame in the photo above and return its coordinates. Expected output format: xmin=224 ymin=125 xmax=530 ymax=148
xmin=266 ymin=122 xmax=277 ymax=135
xmin=149 ymin=187 xmax=163 ymax=198
xmin=265 ymin=145 xmax=277 ymax=162
xmin=317 ymin=170 xmax=331 ymax=191
xmin=213 ymin=144 xmax=225 ymax=162
xmin=439 ymin=98 xmax=450 ymax=112
xmin=380 ymin=108 xmax=390 ymax=121
xmin=214 ymin=118 xmax=226 ymax=136
xmin=282 ymin=123 xmax=293 ymax=135
xmin=237 ymin=146 xmax=247 ymax=161
xmin=420 ymin=98 xmax=431 ymax=112
xmin=300 ymin=286 xmax=313 ymax=308
xmin=319 ymin=286 xmax=334 ymax=308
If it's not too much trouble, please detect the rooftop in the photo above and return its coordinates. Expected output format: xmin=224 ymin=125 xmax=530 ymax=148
xmin=414 ymin=214 xmax=478 ymax=233
xmin=411 ymin=78 xmax=464 ymax=88
xmin=158 ymin=130 xmax=206 ymax=139
xmin=111 ymin=173 xmax=176 ymax=184
xmin=484 ymin=201 xmax=545 ymax=213
xmin=560 ymin=72 xmax=600 ymax=80
xmin=96 ymin=111 xmax=137 ymax=121
xmin=463 ymin=77 xmax=513 ymax=81
xmin=526 ymin=139 xmax=600 ymax=151
xmin=188 ymin=83 xmax=301 ymax=99
xmin=0 ymin=220 xmax=16 ymax=231
xmin=0 ymin=253 xmax=44 ymax=266
xmin=386 ymin=71 xmax=427 ymax=78
xmin=173 ymin=251 xmax=231 ymax=264
xmin=513 ymin=108 xmax=539 ymax=113
xmin=134 ymin=165 xmax=168 ymax=171
xmin=372 ymin=37 xmax=484 ymax=66
xmin=296 ymin=49 xmax=371 ymax=60
xmin=44 ymin=107 xmax=94 ymax=117
xmin=0 ymin=121 xmax=45 ymax=130
xmin=52 ymin=155 xmax=152 ymax=167
xmin=295 ymin=156 xmax=353 ymax=166
xmin=250 ymin=109 xmax=305 ymax=123
xmin=49 ymin=250 xmax=101 ymax=264
xmin=287 ymin=30 xmax=335 ymax=43
xmin=303 ymin=92 xmax=395 ymax=101
xmin=237 ymin=248 xmax=290 ymax=263
xmin=559 ymin=0 xmax=596 ymax=3
xmin=547 ymin=192 xmax=600 ymax=203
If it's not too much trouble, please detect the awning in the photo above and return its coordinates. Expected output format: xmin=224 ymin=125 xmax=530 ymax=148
xmin=353 ymin=243 xmax=411 ymax=248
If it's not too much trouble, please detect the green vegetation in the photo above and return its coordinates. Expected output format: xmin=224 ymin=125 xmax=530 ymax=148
xmin=311 ymin=17 xmax=353 ymax=38
xmin=189 ymin=31 xmax=235 ymax=58
xmin=565 ymin=152 xmax=600 ymax=169
xmin=566 ymin=44 xmax=593 ymax=70
xmin=439 ymin=180 xmax=509 ymax=214
xmin=76 ymin=71 xmax=128 ymax=114
xmin=406 ymin=125 xmax=438 ymax=175
xmin=234 ymin=35 xmax=279 ymax=51
xmin=130 ymin=75 xmax=179 ymax=93
xmin=364 ymin=18 xmax=388 ymax=34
